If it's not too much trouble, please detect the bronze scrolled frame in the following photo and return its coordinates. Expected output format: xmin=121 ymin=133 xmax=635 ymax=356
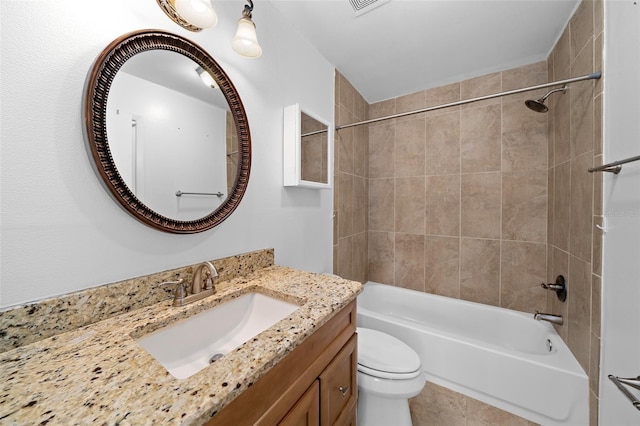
xmin=83 ymin=29 xmax=251 ymax=234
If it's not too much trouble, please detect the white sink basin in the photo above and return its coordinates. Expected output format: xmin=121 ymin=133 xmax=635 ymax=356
xmin=135 ymin=292 xmax=300 ymax=379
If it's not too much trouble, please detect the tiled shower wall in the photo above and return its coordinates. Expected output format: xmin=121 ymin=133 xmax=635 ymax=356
xmin=546 ymin=1 xmax=603 ymax=424
xmin=333 ymin=3 xmax=603 ymax=423
xmin=333 ymin=72 xmax=369 ymax=283
xmin=367 ymin=60 xmax=550 ymax=313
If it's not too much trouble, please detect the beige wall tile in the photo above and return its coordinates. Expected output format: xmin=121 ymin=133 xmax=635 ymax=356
xmin=568 ymin=255 xmax=592 ymax=372
xmin=395 ymin=233 xmax=425 ymax=291
xmin=397 ymin=90 xmax=426 ymax=114
xmin=590 ymin=332 xmax=600 ymax=396
xmin=353 ymin=176 xmax=368 ymax=234
xmin=553 ymin=162 xmax=571 ymax=250
xmin=396 ymin=177 xmax=426 ymax=234
xmin=553 ymin=89 xmax=571 ymax=165
xmin=570 ymin=152 xmax=594 ymax=262
xmin=425 ymin=174 xmax=460 ymax=237
xmin=354 ymin=125 xmax=369 ymax=178
xmin=368 ymin=231 xmax=395 ymax=284
xmin=461 ymin=104 xmax=501 ymax=173
xmin=369 ymin=178 xmax=394 ymax=232
xmin=461 ymin=172 xmax=501 ymax=239
xmin=425 ymin=112 xmax=460 ymax=174
xmin=501 ymin=241 xmax=547 ymax=312
xmin=594 ymin=33 xmax=603 ymax=96
xmin=554 ymin=28 xmax=571 ymax=80
xmin=461 ymin=72 xmax=501 ymax=109
xmin=502 ymin=60 xmax=548 ymax=103
xmin=369 ymin=98 xmax=396 ymax=120
xmin=594 ymin=0 xmax=603 ymax=37
xmin=551 ymin=246 xmax=570 ymax=341
xmin=502 ymin=170 xmax=547 ymax=243
xmin=395 ymin=116 xmax=426 ymax=177
xmin=502 ymin=100 xmax=549 ymax=172
xmin=336 ymin=236 xmax=353 ymax=280
xmin=460 ymin=238 xmax=501 ymax=306
xmin=337 ymin=119 xmax=354 ymax=174
xmin=570 ymin=39 xmax=595 ymax=158
xmin=352 ymin=232 xmax=368 ymax=283
xmin=425 ymin=236 xmax=460 ymax=298
xmin=592 ymin=216 xmax=602 ymax=276
xmin=594 ymin=94 xmax=603 ymax=156
xmin=425 ymin=82 xmax=461 ymax=113
xmin=337 ymin=172 xmax=353 ymax=238
xmin=547 ymin=170 xmax=554 ymax=246
xmin=368 ymin=123 xmax=395 ymax=178
xmin=570 ymin=0 xmax=594 ymax=63
xmin=591 ymin=275 xmax=601 ymax=338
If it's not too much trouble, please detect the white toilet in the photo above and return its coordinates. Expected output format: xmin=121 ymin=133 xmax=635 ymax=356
xmin=356 ymin=327 xmax=427 ymax=426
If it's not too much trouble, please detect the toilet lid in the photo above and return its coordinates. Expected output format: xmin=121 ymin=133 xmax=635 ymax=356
xmin=357 ymin=327 xmax=422 ymax=377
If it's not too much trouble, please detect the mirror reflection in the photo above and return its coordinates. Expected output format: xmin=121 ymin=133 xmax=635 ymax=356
xmin=300 ymin=112 xmax=329 ymax=184
xmin=106 ymin=50 xmax=238 ymax=221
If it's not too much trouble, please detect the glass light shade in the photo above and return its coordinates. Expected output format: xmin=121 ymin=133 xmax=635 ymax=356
xmin=231 ymin=17 xmax=262 ymax=58
xmin=196 ymin=66 xmax=218 ymax=89
xmin=174 ymin=0 xmax=218 ymax=29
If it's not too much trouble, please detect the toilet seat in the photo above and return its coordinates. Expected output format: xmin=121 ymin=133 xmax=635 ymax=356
xmin=357 ymin=327 xmax=422 ymax=380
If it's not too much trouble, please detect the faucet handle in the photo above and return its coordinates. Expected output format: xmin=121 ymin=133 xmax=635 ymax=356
xmin=160 ymin=279 xmax=187 ymax=304
xmin=540 ymin=275 xmax=567 ymax=302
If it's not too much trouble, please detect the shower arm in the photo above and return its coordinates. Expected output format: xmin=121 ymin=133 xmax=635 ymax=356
xmin=336 ymin=71 xmax=601 ymax=130
xmin=539 ymin=85 xmax=568 ymax=102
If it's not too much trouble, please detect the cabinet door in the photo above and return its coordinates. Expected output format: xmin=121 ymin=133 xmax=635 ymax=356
xmin=319 ymin=335 xmax=357 ymax=426
xmin=279 ymin=380 xmax=320 ymax=426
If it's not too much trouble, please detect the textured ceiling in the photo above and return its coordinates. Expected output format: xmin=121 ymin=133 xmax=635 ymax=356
xmin=269 ymin=0 xmax=580 ymax=103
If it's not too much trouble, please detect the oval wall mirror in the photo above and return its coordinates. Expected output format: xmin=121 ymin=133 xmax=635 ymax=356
xmin=84 ymin=30 xmax=251 ymax=233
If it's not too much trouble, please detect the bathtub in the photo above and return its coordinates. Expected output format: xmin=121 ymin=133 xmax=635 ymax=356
xmin=357 ymin=282 xmax=588 ymax=426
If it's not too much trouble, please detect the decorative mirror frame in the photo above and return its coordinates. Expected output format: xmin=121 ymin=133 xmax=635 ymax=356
xmin=83 ymin=29 xmax=251 ymax=233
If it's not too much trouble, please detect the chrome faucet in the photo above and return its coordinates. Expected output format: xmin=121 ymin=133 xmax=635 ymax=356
xmin=160 ymin=261 xmax=219 ymax=307
xmin=192 ymin=261 xmax=218 ymax=293
xmin=534 ymin=311 xmax=563 ymax=325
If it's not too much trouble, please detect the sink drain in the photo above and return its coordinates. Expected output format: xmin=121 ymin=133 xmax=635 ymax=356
xmin=209 ymin=353 xmax=224 ymax=364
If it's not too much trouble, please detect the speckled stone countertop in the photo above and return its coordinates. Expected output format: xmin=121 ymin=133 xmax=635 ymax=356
xmin=0 ymin=266 xmax=362 ymax=425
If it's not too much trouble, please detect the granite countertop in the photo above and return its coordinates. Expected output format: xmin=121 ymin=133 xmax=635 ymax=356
xmin=0 ymin=266 xmax=362 ymax=425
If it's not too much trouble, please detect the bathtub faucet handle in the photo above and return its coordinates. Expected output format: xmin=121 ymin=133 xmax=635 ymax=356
xmin=540 ymin=275 xmax=567 ymax=302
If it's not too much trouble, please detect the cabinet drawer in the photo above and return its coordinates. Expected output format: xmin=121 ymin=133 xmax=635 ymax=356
xmin=319 ymin=334 xmax=357 ymax=426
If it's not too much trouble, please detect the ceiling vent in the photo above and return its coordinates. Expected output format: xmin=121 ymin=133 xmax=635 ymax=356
xmin=348 ymin=0 xmax=391 ymax=16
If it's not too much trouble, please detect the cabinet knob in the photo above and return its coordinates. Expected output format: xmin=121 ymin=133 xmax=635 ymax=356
xmin=338 ymin=385 xmax=349 ymax=396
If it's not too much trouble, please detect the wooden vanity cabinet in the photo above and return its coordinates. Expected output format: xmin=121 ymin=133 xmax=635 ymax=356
xmin=206 ymin=300 xmax=357 ymax=426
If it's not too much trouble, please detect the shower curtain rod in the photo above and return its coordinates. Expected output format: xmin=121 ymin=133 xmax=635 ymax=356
xmin=335 ymin=71 xmax=602 ymax=130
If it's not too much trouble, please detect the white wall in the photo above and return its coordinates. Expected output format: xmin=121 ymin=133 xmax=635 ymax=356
xmin=600 ymin=1 xmax=640 ymax=424
xmin=0 ymin=0 xmax=335 ymax=308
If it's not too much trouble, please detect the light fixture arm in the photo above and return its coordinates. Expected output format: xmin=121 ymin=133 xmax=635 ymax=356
xmin=242 ymin=0 xmax=254 ymax=19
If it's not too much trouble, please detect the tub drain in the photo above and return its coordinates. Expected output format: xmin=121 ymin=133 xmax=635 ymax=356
xmin=209 ymin=353 xmax=224 ymax=364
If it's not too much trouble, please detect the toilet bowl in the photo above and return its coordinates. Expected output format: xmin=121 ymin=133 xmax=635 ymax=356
xmin=357 ymin=327 xmax=427 ymax=426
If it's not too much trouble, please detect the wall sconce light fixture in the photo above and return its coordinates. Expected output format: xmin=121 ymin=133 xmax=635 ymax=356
xmin=231 ymin=0 xmax=262 ymax=58
xmin=156 ymin=0 xmax=217 ymax=31
xmin=196 ymin=66 xmax=219 ymax=89
xmin=156 ymin=0 xmax=262 ymax=58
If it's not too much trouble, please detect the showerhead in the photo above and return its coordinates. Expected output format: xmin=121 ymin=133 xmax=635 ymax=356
xmin=525 ymin=99 xmax=549 ymax=113
xmin=524 ymin=85 xmax=568 ymax=113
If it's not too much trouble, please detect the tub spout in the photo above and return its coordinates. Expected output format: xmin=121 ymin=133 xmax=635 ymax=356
xmin=534 ymin=311 xmax=563 ymax=325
